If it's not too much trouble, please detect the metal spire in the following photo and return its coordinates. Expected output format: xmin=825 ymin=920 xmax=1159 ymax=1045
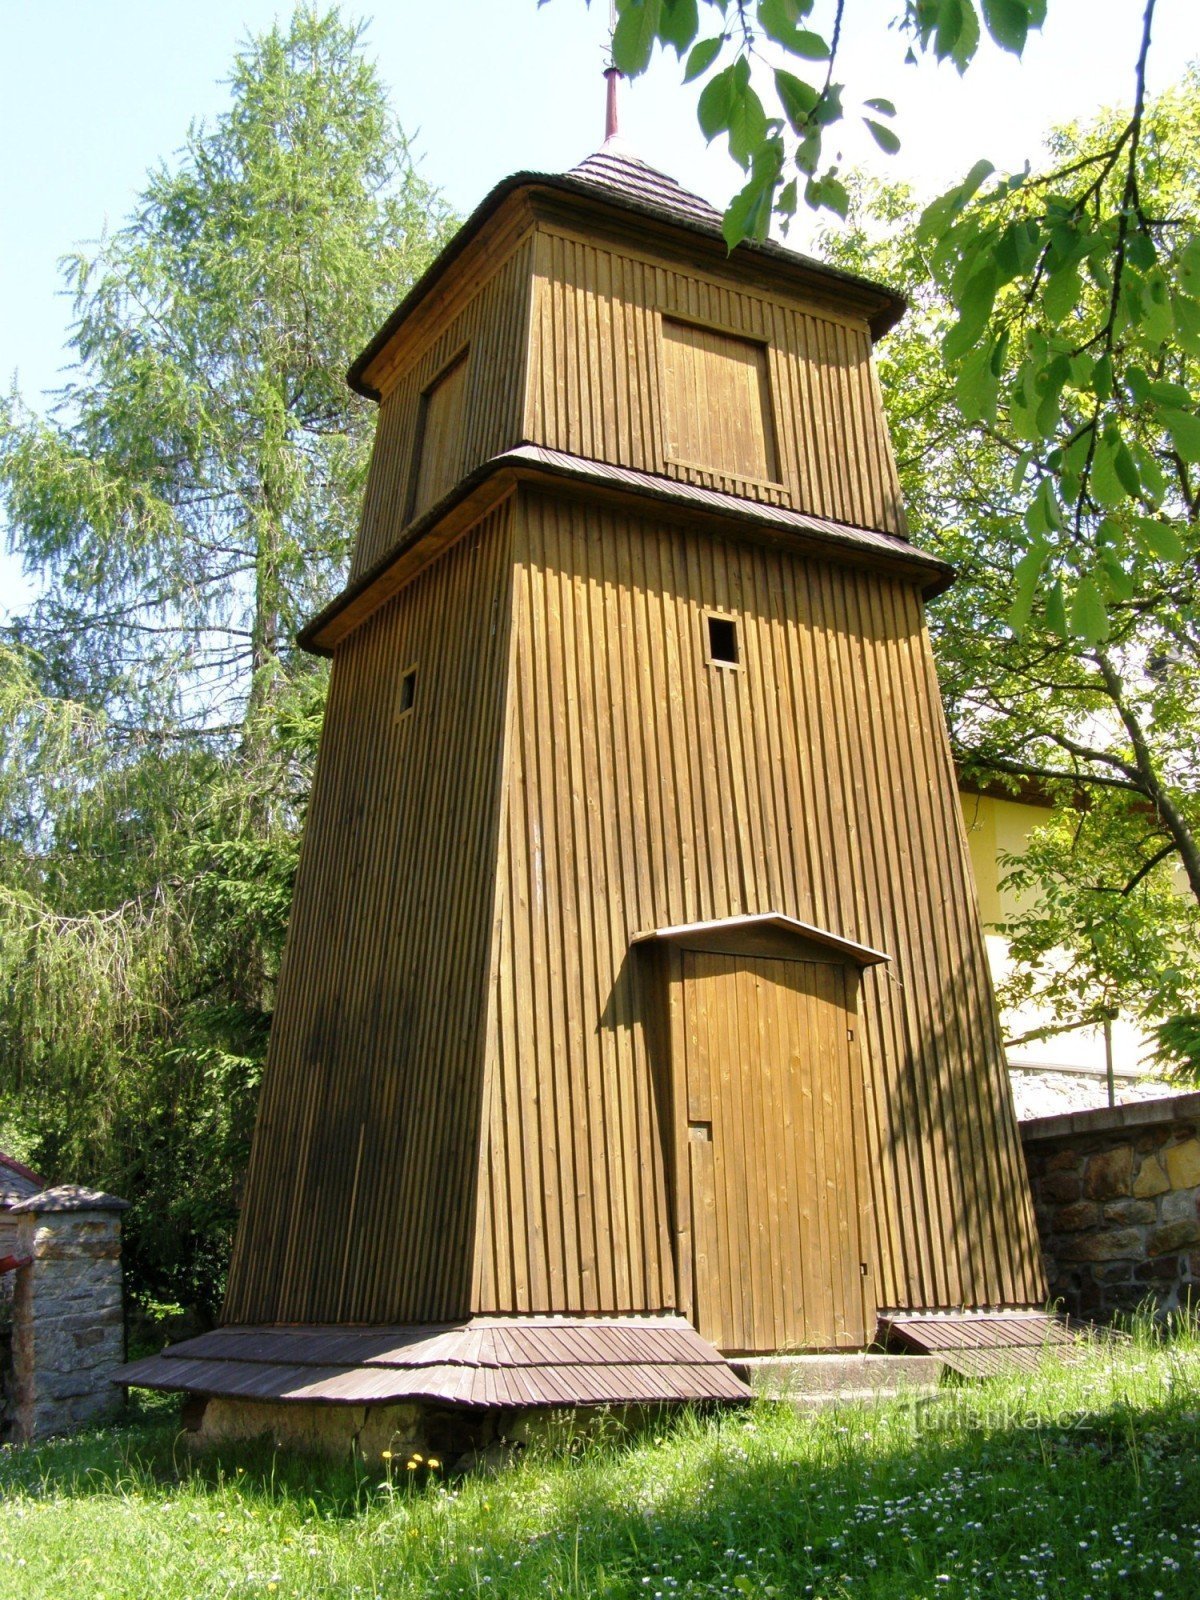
xmin=605 ymin=0 xmax=620 ymax=142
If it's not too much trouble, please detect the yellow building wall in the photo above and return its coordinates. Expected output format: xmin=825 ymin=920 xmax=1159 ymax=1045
xmin=957 ymin=790 xmax=1166 ymax=1102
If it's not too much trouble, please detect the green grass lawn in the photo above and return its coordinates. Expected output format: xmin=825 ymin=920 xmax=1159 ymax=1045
xmin=2 ymin=1325 xmax=1199 ymax=1600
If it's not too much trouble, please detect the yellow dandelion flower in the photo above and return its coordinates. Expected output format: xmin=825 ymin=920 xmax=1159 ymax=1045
xmin=381 ymin=1450 xmax=393 ymax=1460
xmin=427 ymin=1457 xmax=441 ymax=1470
xmin=406 ymin=1460 xmax=418 ymax=1471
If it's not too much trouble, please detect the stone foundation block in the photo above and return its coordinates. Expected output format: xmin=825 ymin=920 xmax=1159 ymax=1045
xmin=1055 ymin=1227 xmax=1143 ymax=1263
xmin=1083 ymin=1148 xmax=1132 ymax=1201
xmin=1148 ymin=1220 xmax=1200 ymax=1257
xmin=1133 ymin=1157 xmax=1170 ymax=1198
xmin=1165 ymin=1140 xmax=1200 ymax=1189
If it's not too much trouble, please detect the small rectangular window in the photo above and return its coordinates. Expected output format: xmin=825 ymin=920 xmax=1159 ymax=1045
xmin=706 ymin=614 xmax=739 ymax=668
xmin=396 ymin=666 xmax=417 ymax=720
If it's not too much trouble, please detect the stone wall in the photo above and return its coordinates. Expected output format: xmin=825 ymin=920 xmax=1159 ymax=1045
xmin=8 ymin=1186 xmax=129 ymax=1442
xmin=1021 ymin=1093 xmax=1200 ymax=1321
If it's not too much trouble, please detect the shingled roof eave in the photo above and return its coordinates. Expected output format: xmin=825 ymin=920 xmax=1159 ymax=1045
xmin=346 ymin=162 xmax=907 ymax=401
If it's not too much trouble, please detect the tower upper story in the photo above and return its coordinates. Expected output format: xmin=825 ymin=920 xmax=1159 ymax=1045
xmin=341 ymin=140 xmax=911 ymax=591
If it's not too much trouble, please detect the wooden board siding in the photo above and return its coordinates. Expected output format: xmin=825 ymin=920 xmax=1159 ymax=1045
xmin=471 ymin=488 xmax=1044 ymax=1320
xmin=660 ymin=319 xmax=780 ymax=487
xmin=349 ymin=235 xmax=534 ymax=582
xmin=674 ymin=952 xmax=870 ymax=1354
xmin=224 ymin=499 xmax=517 ymax=1327
xmin=524 ymin=226 xmax=907 ymax=538
xmin=410 ymin=351 xmax=470 ymax=519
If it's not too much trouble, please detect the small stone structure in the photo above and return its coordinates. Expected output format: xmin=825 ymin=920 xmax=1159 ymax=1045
xmin=1021 ymin=1093 xmax=1200 ymax=1321
xmin=1 ymin=1178 xmax=129 ymax=1443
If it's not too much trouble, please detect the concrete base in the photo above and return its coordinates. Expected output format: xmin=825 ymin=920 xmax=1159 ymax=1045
xmin=732 ymin=1353 xmax=946 ymax=1406
xmin=186 ymin=1394 xmax=675 ymax=1469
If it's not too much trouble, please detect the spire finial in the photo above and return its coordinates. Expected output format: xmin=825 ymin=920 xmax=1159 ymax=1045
xmin=604 ymin=66 xmax=620 ymax=141
xmin=604 ymin=0 xmax=620 ymax=142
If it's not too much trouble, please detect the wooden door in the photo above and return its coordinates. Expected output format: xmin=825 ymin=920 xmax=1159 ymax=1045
xmin=675 ymin=951 xmax=871 ymax=1353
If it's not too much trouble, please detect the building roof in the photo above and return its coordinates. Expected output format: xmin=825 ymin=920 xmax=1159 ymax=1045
xmin=0 ymin=1151 xmax=44 ymax=1210
xmin=632 ymin=912 xmax=890 ymax=968
xmin=298 ymin=445 xmax=953 ymax=656
xmin=568 ymin=136 xmax=725 ymax=231
xmin=120 ymin=1315 xmax=752 ymax=1409
xmin=347 ymin=143 xmax=906 ymax=400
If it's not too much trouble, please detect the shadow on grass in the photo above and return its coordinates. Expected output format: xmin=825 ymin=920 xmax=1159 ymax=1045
xmin=4 ymin=1345 xmax=1200 ymax=1599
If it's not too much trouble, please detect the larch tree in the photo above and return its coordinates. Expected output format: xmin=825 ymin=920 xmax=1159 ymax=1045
xmin=0 ymin=7 xmax=455 ymax=1316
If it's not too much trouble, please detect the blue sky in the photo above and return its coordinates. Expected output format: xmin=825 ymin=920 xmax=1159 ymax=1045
xmin=1 ymin=0 xmax=1195 ymax=614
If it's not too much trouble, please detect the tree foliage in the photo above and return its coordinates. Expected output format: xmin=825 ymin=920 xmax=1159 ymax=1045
xmin=818 ymin=77 xmax=1200 ymax=1068
xmin=601 ymin=0 xmax=1197 ymax=625
xmin=0 ymin=9 xmax=455 ymax=1316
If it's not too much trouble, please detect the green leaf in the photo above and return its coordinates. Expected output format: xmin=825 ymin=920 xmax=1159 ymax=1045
xmin=1172 ymin=294 xmax=1200 ymax=356
xmin=1131 ymin=442 xmax=1165 ymax=506
xmin=1070 ymin=575 xmax=1109 ymax=644
xmin=1125 ymin=365 xmax=1151 ymax=405
xmin=1165 ymin=408 xmax=1200 ymax=463
xmin=1126 ymin=230 xmax=1157 ymax=270
xmin=683 ymin=35 xmax=723 ymax=81
xmin=804 ymin=173 xmax=849 ymax=219
xmin=1145 ymin=379 xmax=1192 ymax=407
xmin=1112 ymin=439 xmax=1141 ymax=500
xmin=612 ymin=0 xmax=663 ymax=75
xmin=698 ymin=64 xmax=738 ymax=138
xmin=918 ymin=159 xmax=994 ymax=241
xmin=1033 ymin=353 xmax=1070 ymax=437
xmin=812 ymin=82 xmax=844 ymax=126
xmin=1009 ymin=449 xmax=1033 ymax=493
xmin=864 ymin=97 xmax=896 ymax=116
xmin=1044 ymin=578 xmax=1068 ymax=638
xmin=939 ymin=0 xmax=982 ymax=72
xmin=954 ymin=337 xmax=999 ymax=424
xmin=723 ymin=174 xmax=775 ymax=247
xmin=790 ymin=29 xmax=831 ymax=58
xmin=659 ymin=0 xmax=699 ymax=53
xmin=774 ymin=68 xmax=818 ymax=133
xmin=982 ymin=0 xmax=1036 ymax=53
xmin=1042 ymin=261 xmax=1081 ymax=326
xmin=1008 ymin=542 xmax=1044 ymax=633
xmin=1089 ymin=433 xmax=1126 ymax=510
xmin=728 ymin=82 xmax=768 ymax=169
xmin=864 ymin=118 xmax=901 ymax=155
xmin=1099 ymin=552 xmax=1134 ymax=604
xmin=943 ymin=257 xmax=998 ymax=362
xmin=758 ymin=0 xmax=799 ymax=44
xmin=1134 ymin=516 xmax=1185 ymax=563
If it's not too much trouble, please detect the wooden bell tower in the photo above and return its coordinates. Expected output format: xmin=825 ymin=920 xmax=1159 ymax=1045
xmin=126 ymin=135 xmax=1046 ymax=1413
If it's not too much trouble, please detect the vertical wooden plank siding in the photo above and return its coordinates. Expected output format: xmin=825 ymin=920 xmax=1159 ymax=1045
xmin=677 ymin=953 xmax=869 ymax=1354
xmin=224 ymin=499 xmax=516 ymax=1326
xmin=410 ymin=352 xmax=470 ymax=518
xmin=660 ymin=319 xmax=779 ymax=486
xmin=349 ymin=236 xmax=535 ymax=581
xmin=524 ymin=226 xmax=907 ymax=537
xmin=471 ymin=488 xmax=1044 ymax=1318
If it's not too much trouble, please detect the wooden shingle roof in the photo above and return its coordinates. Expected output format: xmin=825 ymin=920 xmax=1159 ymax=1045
xmin=568 ymin=138 xmax=724 ymax=231
xmin=120 ymin=1315 xmax=752 ymax=1409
